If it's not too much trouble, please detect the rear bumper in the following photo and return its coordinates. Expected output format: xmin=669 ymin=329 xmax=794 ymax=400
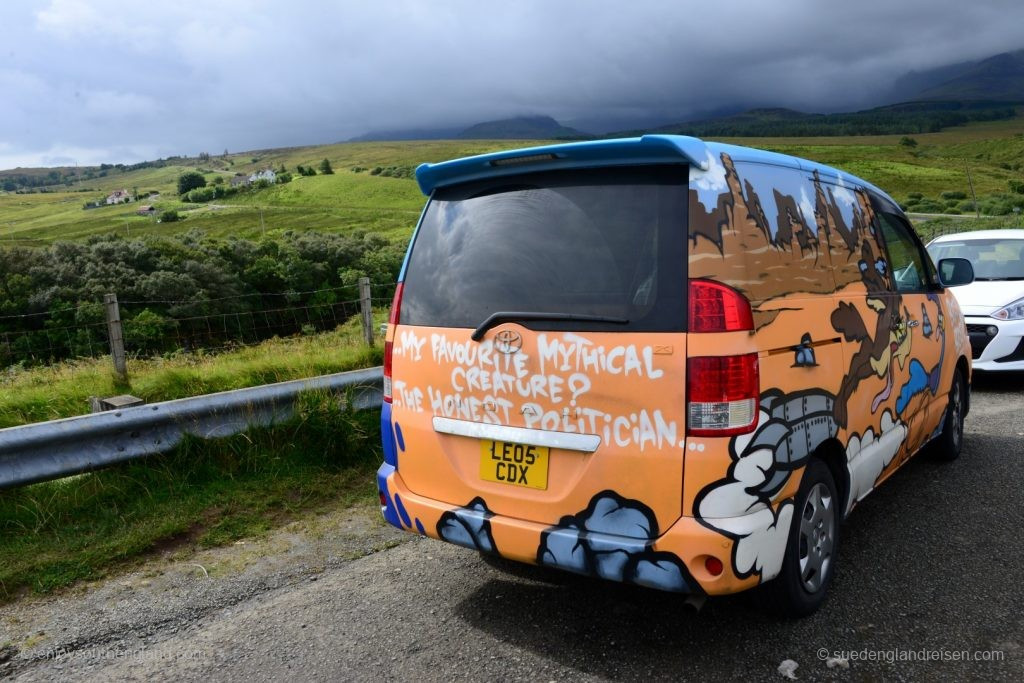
xmin=378 ymin=462 xmax=763 ymax=596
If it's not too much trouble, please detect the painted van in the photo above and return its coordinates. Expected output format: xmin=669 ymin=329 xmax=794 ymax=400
xmin=376 ymin=135 xmax=973 ymax=615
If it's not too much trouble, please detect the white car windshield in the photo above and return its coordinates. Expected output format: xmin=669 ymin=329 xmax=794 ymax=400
xmin=927 ymin=238 xmax=1024 ymax=281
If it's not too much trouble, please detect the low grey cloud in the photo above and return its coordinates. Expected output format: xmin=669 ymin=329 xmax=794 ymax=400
xmin=1 ymin=0 xmax=1022 ymax=168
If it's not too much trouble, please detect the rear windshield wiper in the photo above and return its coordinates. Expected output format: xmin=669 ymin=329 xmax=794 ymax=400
xmin=471 ymin=311 xmax=629 ymax=341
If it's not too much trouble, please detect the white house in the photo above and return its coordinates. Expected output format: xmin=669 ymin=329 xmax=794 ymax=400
xmin=248 ymin=169 xmax=276 ymax=184
xmin=106 ymin=189 xmax=131 ymax=204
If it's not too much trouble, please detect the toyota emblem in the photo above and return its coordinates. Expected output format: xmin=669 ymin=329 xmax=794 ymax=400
xmin=494 ymin=329 xmax=523 ymax=354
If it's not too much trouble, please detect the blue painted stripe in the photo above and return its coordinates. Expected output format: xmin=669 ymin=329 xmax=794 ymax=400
xmin=380 ymin=402 xmax=397 ymax=467
xmin=376 ymin=463 xmax=402 ymax=529
xmin=394 ymin=421 xmax=405 ymax=452
xmin=394 ymin=493 xmax=412 ymax=529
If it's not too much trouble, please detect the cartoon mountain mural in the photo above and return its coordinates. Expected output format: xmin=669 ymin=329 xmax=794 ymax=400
xmin=688 ymin=153 xmax=879 ymax=328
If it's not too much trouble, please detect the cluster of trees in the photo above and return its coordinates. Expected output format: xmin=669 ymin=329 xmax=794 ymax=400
xmin=296 ymin=159 xmax=333 ymax=176
xmin=1 ymin=169 xmax=78 ymax=192
xmin=0 ymin=230 xmax=404 ymax=366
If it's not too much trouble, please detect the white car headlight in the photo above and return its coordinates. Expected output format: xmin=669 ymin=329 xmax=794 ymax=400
xmin=993 ymin=297 xmax=1024 ymax=321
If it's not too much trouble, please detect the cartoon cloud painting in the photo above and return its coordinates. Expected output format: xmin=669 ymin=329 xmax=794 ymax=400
xmin=437 ymin=498 xmax=497 ymax=554
xmin=536 ymin=491 xmax=703 ymax=594
xmin=845 ymin=410 xmax=908 ymax=513
xmin=695 ymin=390 xmax=837 ymax=581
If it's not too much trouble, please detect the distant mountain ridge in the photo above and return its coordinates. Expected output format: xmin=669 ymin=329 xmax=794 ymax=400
xmin=352 ymin=115 xmax=584 ymax=142
xmin=893 ymin=49 xmax=1024 ymax=101
xmin=457 ymin=115 xmax=584 ymax=139
xmin=621 ymin=100 xmax=1017 ymax=138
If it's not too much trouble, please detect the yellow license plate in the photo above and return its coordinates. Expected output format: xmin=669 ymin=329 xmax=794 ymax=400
xmin=479 ymin=440 xmax=550 ymax=490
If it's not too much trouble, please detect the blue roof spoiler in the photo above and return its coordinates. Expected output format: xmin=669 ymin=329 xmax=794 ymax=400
xmin=414 ymin=135 xmax=712 ymax=196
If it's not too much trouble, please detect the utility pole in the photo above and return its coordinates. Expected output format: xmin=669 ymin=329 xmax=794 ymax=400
xmin=965 ymin=161 xmax=980 ymax=218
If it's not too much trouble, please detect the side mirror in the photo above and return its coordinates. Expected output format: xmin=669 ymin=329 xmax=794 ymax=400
xmin=937 ymin=257 xmax=974 ymax=287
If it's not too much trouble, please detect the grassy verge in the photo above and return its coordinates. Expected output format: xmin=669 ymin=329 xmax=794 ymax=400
xmin=0 ymin=390 xmax=383 ymax=602
xmin=0 ymin=315 xmax=383 ymax=429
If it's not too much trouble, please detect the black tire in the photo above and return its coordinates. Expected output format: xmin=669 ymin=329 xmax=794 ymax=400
xmin=760 ymin=459 xmax=839 ymax=618
xmin=931 ymin=368 xmax=967 ymax=461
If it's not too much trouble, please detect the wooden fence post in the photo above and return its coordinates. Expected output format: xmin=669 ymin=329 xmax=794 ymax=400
xmin=358 ymin=277 xmax=374 ymax=346
xmin=104 ymin=293 xmax=127 ymax=380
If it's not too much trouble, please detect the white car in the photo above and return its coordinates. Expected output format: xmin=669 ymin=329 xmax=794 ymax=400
xmin=927 ymin=229 xmax=1024 ymax=371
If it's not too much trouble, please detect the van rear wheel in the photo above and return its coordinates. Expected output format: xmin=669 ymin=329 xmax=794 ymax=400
xmin=760 ymin=459 xmax=838 ymax=617
xmin=931 ymin=368 xmax=966 ymax=461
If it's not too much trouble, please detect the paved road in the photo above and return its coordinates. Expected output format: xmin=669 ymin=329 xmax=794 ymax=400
xmin=5 ymin=374 xmax=1024 ymax=681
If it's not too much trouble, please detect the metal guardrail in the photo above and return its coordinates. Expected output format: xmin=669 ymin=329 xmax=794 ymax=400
xmin=0 ymin=367 xmax=383 ymax=490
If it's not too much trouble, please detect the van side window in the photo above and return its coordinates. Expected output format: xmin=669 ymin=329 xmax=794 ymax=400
xmin=876 ymin=213 xmax=931 ymax=292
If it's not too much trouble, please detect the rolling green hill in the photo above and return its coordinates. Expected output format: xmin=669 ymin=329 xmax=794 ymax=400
xmin=2 ymin=117 xmax=1024 ymax=248
xmin=0 ymin=140 xmax=541 ymax=246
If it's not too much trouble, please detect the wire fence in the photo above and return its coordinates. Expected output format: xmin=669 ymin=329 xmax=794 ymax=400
xmin=1 ymin=281 xmax=397 ymax=375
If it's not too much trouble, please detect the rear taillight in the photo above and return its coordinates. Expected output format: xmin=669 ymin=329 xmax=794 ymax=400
xmin=383 ymin=283 xmax=404 ymax=404
xmin=689 ymin=280 xmax=754 ymax=333
xmin=687 ymin=353 xmax=759 ymax=436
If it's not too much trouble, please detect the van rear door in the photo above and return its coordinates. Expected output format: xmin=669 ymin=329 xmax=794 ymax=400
xmin=389 ymin=165 xmax=689 ymax=538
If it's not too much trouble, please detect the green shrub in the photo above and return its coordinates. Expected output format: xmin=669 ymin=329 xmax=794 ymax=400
xmin=940 ymin=191 xmax=967 ymax=200
xmin=185 ymin=187 xmax=215 ymax=202
xmin=159 ymin=210 xmax=180 ymax=223
xmin=912 ymin=199 xmax=945 ymax=213
xmin=124 ymin=309 xmax=175 ymax=354
xmin=177 ymin=171 xmax=206 ymax=196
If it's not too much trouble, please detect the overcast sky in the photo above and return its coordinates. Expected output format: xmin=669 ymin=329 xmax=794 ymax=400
xmin=1 ymin=0 xmax=1022 ymax=169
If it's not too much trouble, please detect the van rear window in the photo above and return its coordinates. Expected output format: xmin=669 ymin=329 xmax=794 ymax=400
xmin=400 ymin=165 xmax=687 ymax=332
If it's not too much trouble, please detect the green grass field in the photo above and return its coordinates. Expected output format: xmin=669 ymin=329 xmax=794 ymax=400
xmin=3 ymin=119 xmax=1023 ymax=247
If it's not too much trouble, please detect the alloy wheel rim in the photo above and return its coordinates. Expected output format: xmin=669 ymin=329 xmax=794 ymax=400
xmin=951 ymin=378 xmax=963 ymax=450
xmin=798 ymin=482 xmax=834 ymax=594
